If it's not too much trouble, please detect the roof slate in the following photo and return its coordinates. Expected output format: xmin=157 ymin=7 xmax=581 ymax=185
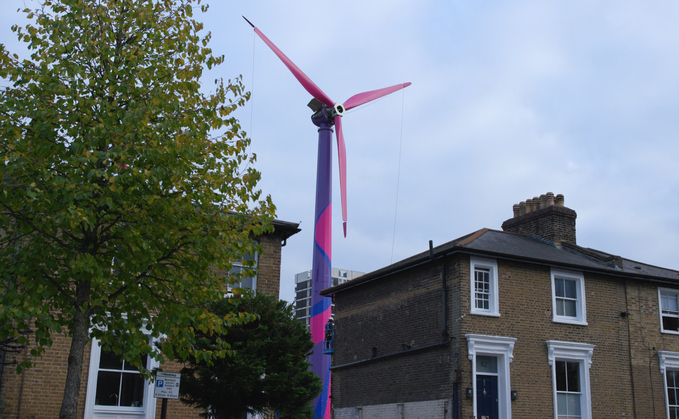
xmin=321 ymin=228 xmax=679 ymax=295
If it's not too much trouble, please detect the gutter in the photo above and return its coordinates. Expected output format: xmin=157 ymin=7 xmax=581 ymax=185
xmin=323 ymin=246 xmax=679 ymax=297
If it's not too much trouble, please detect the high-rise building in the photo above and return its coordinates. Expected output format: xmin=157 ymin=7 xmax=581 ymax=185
xmin=294 ymin=268 xmax=364 ymax=327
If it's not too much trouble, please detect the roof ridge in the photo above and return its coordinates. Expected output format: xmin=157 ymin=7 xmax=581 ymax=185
xmin=456 ymin=228 xmax=490 ymax=247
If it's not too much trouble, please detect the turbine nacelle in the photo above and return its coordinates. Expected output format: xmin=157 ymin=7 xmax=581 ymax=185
xmin=308 ymin=99 xmax=345 ymax=121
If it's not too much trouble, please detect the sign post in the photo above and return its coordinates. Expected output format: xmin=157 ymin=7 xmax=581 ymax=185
xmin=154 ymin=371 xmax=181 ymax=419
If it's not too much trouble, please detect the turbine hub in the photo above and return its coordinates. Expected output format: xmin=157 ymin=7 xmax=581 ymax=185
xmin=333 ymin=103 xmax=345 ymax=116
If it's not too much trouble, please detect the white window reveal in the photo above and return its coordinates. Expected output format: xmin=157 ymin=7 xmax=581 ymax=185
xmin=84 ymin=338 xmax=159 ymax=419
xmin=659 ymin=351 xmax=679 ymax=419
xmin=466 ymin=334 xmax=516 ymax=419
xmin=551 ymin=269 xmax=587 ymax=325
xmin=470 ymin=257 xmax=500 ymax=317
xmin=659 ymin=289 xmax=679 ymax=333
xmin=546 ymin=340 xmax=595 ymax=419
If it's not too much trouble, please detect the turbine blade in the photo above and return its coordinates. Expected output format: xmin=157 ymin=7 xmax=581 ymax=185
xmin=343 ymin=82 xmax=412 ymax=111
xmin=334 ymin=115 xmax=348 ymax=237
xmin=250 ymin=25 xmax=335 ymax=107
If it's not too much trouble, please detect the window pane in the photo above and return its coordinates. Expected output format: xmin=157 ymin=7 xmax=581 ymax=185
xmin=565 ymin=300 xmax=577 ymax=317
xmin=669 ymin=370 xmax=677 ymax=388
xmin=556 ymin=360 xmax=567 ymax=391
xmin=567 ymin=361 xmax=580 ymax=392
xmin=476 ymin=356 xmax=497 ymax=373
xmin=99 ymin=350 xmax=123 ymax=370
xmin=567 ymin=393 xmax=582 ymax=415
xmin=670 ymin=387 xmax=677 ymax=406
xmin=663 ymin=316 xmax=679 ymax=331
xmin=123 ymin=355 xmax=147 ymax=371
xmin=557 ymin=393 xmax=568 ymax=415
xmin=119 ymin=372 xmax=146 ymax=407
xmin=240 ymin=276 xmax=253 ymax=289
xmin=555 ymin=278 xmax=564 ymax=297
xmin=664 ymin=293 xmax=679 ymax=312
xmin=95 ymin=371 xmax=121 ymax=406
xmin=556 ymin=300 xmax=565 ymax=316
xmin=564 ymin=279 xmax=577 ymax=299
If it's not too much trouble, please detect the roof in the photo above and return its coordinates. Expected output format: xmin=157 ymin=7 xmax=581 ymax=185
xmin=321 ymin=228 xmax=679 ymax=296
xmin=270 ymin=219 xmax=301 ymax=241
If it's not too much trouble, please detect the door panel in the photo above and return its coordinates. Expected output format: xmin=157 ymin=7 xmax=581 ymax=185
xmin=476 ymin=374 xmax=499 ymax=419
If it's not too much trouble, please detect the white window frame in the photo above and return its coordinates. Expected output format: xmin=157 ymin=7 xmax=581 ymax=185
xmin=84 ymin=337 xmax=159 ymax=419
xmin=551 ymin=269 xmax=587 ymax=325
xmin=659 ymin=288 xmax=679 ymax=334
xmin=659 ymin=351 xmax=679 ymax=419
xmin=470 ymin=257 xmax=500 ymax=317
xmin=227 ymin=251 xmax=259 ymax=292
xmin=466 ymin=334 xmax=516 ymax=419
xmin=546 ymin=340 xmax=595 ymax=419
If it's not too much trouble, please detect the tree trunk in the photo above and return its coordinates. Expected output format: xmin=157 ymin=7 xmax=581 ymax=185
xmin=59 ymin=285 xmax=91 ymax=419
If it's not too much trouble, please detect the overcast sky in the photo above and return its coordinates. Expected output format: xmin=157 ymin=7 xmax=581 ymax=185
xmin=4 ymin=1 xmax=679 ymax=303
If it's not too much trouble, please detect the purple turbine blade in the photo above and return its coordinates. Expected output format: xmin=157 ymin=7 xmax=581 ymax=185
xmin=252 ymin=27 xmax=335 ymax=108
xmin=334 ymin=115 xmax=348 ymax=237
xmin=343 ymin=82 xmax=412 ymax=111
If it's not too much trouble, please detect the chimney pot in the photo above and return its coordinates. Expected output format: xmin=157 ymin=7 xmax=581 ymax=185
xmin=540 ymin=194 xmax=547 ymax=209
xmin=556 ymin=194 xmax=565 ymax=207
xmin=512 ymin=204 xmax=520 ymax=218
xmin=526 ymin=199 xmax=533 ymax=213
xmin=533 ymin=196 xmax=540 ymax=211
xmin=519 ymin=201 xmax=526 ymax=216
xmin=546 ymin=192 xmax=555 ymax=206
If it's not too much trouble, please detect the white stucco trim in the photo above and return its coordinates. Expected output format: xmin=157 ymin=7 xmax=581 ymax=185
xmin=83 ymin=337 xmax=159 ymax=419
xmin=546 ymin=340 xmax=595 ymax=419
xmin=466 ymin=334 xmax=516 ymax=419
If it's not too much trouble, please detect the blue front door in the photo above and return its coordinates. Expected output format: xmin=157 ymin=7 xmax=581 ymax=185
xmin=476 ymin=375 xmax=498 ymax=419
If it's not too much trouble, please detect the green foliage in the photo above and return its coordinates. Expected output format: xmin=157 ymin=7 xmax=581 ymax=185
xmin=0 ymin=0 xmax=274 ymax=384
xmin=178 ymin=292 xmax=322 ymax=419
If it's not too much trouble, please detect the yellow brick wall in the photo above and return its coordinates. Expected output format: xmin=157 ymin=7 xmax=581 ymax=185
xmin=0 ymin=231 xmax=285 ymax=418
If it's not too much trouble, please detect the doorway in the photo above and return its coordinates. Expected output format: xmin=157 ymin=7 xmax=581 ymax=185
xmin=475 ymin=355 xmax=499 ymax=419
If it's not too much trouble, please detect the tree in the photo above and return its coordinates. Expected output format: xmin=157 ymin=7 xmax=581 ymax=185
xmin=178 ymin=291 xmax=322 ymax=419
xmin=0 ymin=1 xmax=275 ymax=418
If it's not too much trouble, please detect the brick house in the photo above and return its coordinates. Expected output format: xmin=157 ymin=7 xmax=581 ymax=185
xmin=322 ymin=192 xmax=679 ymax=419
xmin=0 ymin=219 xmax=300 ymax=419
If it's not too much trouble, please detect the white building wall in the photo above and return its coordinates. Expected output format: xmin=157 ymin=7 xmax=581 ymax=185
xmin=333 ymin=399 xmax=451 ymax=419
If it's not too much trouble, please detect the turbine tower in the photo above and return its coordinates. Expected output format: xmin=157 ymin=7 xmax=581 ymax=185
xmin=245 ymin=18 xmax=410 ymax=419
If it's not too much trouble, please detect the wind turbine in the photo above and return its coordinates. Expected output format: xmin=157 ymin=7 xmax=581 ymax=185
xmin=244 ymin=17 xmax=411 ymax=419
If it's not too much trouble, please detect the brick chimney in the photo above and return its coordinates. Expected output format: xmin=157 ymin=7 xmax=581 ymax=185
xmin=501 ymin=192 xmax=577 ymax=244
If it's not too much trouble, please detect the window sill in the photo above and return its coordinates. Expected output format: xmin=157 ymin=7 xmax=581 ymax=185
xmin=471 ymin=311 xmax=501 ymax=317
xmin=661 ymin=329 xmax=679 ymax=335
xmin=93 ymin=406 xmax=146 ymax=413
xmin=552 ymin=317 xmax=588 ymax=326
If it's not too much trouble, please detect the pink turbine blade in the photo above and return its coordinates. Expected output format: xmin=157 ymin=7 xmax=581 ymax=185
xmin=252 ymin=27 xmax=335 ymax=108
xmin=343 ymin=82 xmax=412 ymax=111
xmin=334 ymin=115 xmax=348 ymax=237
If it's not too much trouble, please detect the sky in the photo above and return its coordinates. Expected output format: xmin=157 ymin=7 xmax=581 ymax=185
xmin=3 ymin=1 xmax=679 ymax=304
